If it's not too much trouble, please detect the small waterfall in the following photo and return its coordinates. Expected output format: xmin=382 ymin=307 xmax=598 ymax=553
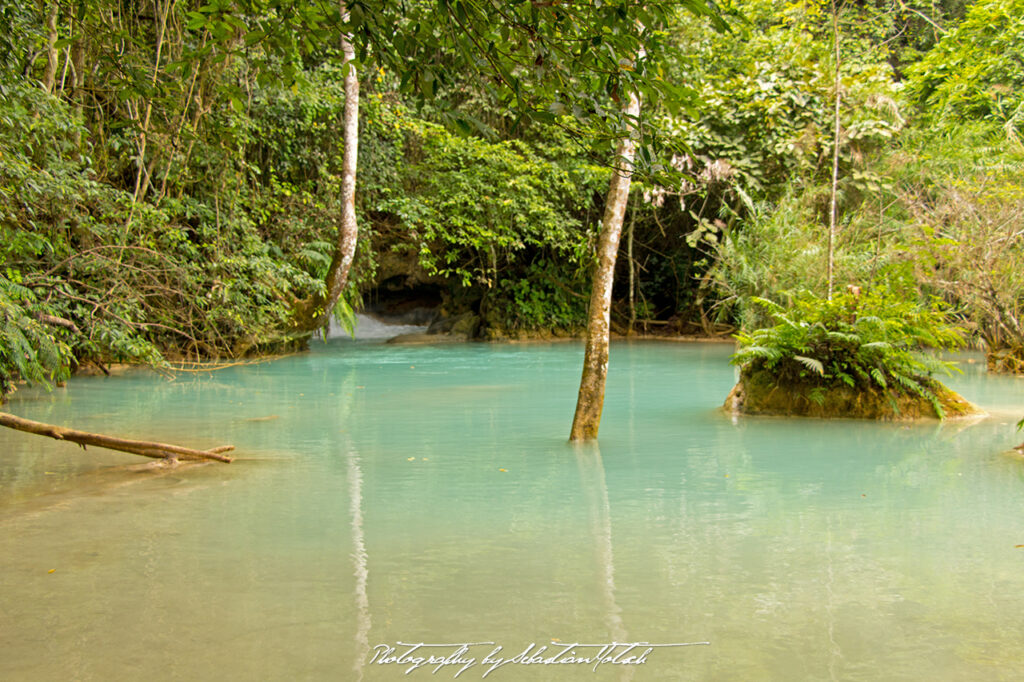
xmin=328 ymin=313 xmax=428 ymax=340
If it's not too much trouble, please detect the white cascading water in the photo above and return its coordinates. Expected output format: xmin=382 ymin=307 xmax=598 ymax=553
xmin=327 ymin=313 xmax=428 ymax=340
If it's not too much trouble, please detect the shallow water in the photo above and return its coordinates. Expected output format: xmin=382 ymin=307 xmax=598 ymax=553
xmin=1 ymin=341 xmax=1022 ymax=681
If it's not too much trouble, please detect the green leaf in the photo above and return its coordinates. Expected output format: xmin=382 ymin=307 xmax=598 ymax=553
xmin=794 ymin=355 xmax=824 ymax=376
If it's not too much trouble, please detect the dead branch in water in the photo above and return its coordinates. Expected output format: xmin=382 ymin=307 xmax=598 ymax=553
xmin=166 ymin=352 xmax=300 ymax=373
xmin=0 ymin=412 xmax=233 ymax=463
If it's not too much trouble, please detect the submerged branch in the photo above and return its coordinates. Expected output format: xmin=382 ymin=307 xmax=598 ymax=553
xmin=0 ymin=412 xmax=234 ymax=463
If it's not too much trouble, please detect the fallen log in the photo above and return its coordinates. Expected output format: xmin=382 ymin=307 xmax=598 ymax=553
xmin=0 ymin=412 xmax=234 ymax=463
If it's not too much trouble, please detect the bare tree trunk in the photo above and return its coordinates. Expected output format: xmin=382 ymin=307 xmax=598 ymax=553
xmin=142 ymin=0 xmax=171 ymax=148
xmin=157 ymin=51 xmax=204 ymax=202
xmin=0 ymin=412 xmax=233 ymax=463
xmin=323 ymin=25 xmax=360 ymax=317
xmin=570 ymin=81 xmax=642 ymax=442
xmin=70 ymin=15 xmax=86 ymax=149
xmin=827 ymin=0 xmax=841 ymax=301
xmin=294 ymin=11 xmax=359 ymax=332
xmin=127 ymin=0 xmax=174 ymax=226
xmin=626 ymin=202 xmax=637 ymax=335
xmin=41 ymin=1 xmax=60 ymax=93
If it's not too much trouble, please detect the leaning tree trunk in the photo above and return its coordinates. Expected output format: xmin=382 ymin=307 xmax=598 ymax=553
xmin=294 ymin=14 xmax=359 ymax=333
xmin=569 ymin=84 xmax=642 ymax=442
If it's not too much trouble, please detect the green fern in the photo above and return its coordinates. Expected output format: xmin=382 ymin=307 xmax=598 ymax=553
xmin=732 ymin=344 xmax=784 ymax=365
xmin=912 ymin=351 xmax=957 ymax=377
xmin=855 ymin=316 xmax=885 ymax=329
xmin=0 ymin=272 xmax=78 ymax=398
xmin=890 ymin=370 xmax=923 ymax=395
xmin=825 ymin=330 xmax=861 ymax=345
xmin=794 ymin=355 xmax=824 ymax=375
xmin=731 ymin=283 xmax=964 ymax=418
xmin=331 ymin=293 xmax=358 ymax=339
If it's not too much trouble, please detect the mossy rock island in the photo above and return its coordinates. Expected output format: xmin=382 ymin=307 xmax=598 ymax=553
xmin=724 ymin=366 xmax=981 ymax=420
xmin=725 ymin=289 xmax=988 ymax=421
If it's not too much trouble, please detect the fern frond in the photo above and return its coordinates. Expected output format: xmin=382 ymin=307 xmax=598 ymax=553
xmin=891 ymin=371 xmax=924 ymax=396
xmin=912 ymin=351 xmax=960 ymax=377
xmin=732 ymin=345 xmax=784 ymax=365
xmin=794 ymin=355 xmax=825 ymax=375
xmin=855 ymin=315 xmax=884 ymax=328
xmin=751 ymin=297 xmax=784 ymax=314
xmin=826 ymin=331 xmax=861 ymax=345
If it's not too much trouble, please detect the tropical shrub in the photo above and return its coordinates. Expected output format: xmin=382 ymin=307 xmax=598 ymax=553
xmin=649 ymin=0 xmax=912 ymax=329
xmin=702 ymin=187 xmax=895 ymax=331
xmin=362 ymin=101 xmax=606 ymax=331
xmin=904 ymin=0 xmax=1024 ymax=130
xmin=0 ymin=76 xmax=322 ymax=398
xmin=885 ymin=125 xmax=1024 ymax=373
xmin=0 ymin=274 xmax=72 ymax=399
xmin=731 ymin=285 xmax=965 ymax=416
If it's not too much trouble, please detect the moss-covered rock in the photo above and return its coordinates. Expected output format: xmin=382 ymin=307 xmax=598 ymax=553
xmin=724 ymin=366 xmax=980 ymax=420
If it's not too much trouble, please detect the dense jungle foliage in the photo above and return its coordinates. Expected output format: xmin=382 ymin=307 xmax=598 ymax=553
xmin=1 ymin=0 xmax=1022 ymax=400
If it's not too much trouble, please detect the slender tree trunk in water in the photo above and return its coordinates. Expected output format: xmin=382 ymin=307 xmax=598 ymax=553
xmin=295 ymin=13 xmax=359 ymax=332
xmin=570 ymin=85 xmax=642 ymax=442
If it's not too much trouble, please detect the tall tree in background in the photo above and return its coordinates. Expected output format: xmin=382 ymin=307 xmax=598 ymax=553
xmin=827 ymin=0 xmax=841 ymax=300
xmin=294 ymin=4 xmax=360 ymax=332
xmin=570 ymin=44 xmax=644 ymax=441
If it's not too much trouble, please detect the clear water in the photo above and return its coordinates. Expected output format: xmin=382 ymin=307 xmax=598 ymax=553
xmin=1 ymin=341 xmax=1022 ymax=681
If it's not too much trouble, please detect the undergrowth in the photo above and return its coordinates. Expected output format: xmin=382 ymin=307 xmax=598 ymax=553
xmin=731 ymin=285 xmax=965 ymax=417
